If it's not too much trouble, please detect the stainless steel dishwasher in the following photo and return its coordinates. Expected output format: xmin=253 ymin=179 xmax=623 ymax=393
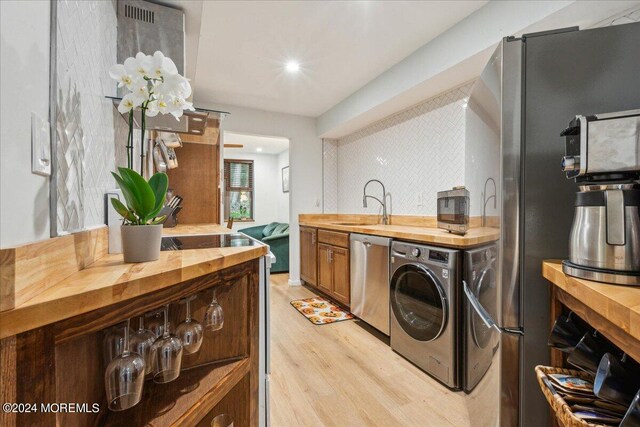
xmin=350 ymin=233 xmax=392 ymax=335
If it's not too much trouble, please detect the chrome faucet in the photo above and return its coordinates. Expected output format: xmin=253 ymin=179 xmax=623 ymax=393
xmin=482 ymin=177 xmax=497 ymax=227
xmin=363 ymin=179 xmax=389 ymax=225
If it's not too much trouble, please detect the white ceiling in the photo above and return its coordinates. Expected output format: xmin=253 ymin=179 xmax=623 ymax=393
xmin=223 ymin=132 xmax=289 ymax=155
xmin=191 ymin=1 xmax=488 ymax=117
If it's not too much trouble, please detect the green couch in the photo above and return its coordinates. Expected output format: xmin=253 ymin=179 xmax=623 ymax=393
xmin=238 ymin=222 xmax=289 ymax=273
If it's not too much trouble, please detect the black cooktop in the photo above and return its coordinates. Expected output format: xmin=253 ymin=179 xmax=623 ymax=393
xmin=161 ymin=233 xmax=257 ymax=250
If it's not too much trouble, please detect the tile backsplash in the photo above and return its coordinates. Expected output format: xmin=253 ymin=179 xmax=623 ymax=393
xmin=55 ymin=0 xmax=126 ymax=234
xmin=324 ymin=83 xmax=472 ymax=216
xmin=323 ymin=139 xmax=338 ymax=213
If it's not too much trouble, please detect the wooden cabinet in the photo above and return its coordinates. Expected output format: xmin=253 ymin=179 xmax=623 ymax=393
xmin=300 ymin=227 xmax=350 ymax=305
xmin=300 ymin=227 xmax=317 ymax=285
xmin=316 ymin=241 xmax=350 ymax=306
xmin=317 ymin=243 xmax=333 ymax=295
xmin=331 ymin=246 xmax=350 ymax=304
xmin=0 ymin=260 xmax=260 ymax=427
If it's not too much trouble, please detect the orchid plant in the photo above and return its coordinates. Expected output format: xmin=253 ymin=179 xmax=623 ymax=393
xmin=109 ymin=51 xmax=194 ymax=171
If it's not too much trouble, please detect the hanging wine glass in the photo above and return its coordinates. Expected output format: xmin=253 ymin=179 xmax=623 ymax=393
xmin=129 ymin=316 xmax=157 ymax=372
xmin=203 ymin=288 xmax=224 ymax=331
xmin=176 ymin=296 xmax=204 ymax=354
xmin=104 ymin=319 xmax=146 ymax=411
xmin=146 ymin=310 xmax=172 ymax=338
xmin=103 ymin=326 xmax=125 ymax=365
xmin=150 ymin=304 xmax=183 ymax=384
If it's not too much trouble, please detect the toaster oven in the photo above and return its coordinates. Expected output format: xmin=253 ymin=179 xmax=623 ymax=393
xmin=437 ymin=186 xmax=470 ymax=234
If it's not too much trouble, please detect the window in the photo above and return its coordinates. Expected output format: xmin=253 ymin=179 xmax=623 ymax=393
xmin=224 ymin=159 xmax=254 ymax=221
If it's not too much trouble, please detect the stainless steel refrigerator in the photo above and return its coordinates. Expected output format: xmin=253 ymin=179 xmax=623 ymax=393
xmin=464 ymin=23 xmax=640 ymax=426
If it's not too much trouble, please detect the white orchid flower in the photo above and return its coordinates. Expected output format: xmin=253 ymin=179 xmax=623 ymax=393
xmin=155 ymin=97 xmax=172 ymax=115
xmin=111 ymin=52 xmax=193 ymax=121
xmin=156 ymin=73 xmax=192 ymax=99
xmin=168 ymin=97 xmax=195 ymax=120
xmin=175 ymin=97 xmax=195 ymax=111
xmin=117 ymin=93 xmax=143 ymax=114
xmin=109 ymin=64 xmax=135 ymax=89
xmin=124 ymin=52 xmax=153 ymax=80
xmin=151 ymin=51 xmax=178 ymax=78
xmin=145 ymin=100 xmax=160 ymax=117
xmin=131 ymin=79 xmax=150 ymax=100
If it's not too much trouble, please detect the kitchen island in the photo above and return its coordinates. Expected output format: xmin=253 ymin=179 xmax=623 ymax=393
xmin=0 ymin=224 xmax=266 ymax=426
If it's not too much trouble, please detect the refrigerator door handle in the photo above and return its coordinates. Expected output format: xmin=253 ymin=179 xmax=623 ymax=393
xmin=463 ymin=280 xmax=523 ymax=336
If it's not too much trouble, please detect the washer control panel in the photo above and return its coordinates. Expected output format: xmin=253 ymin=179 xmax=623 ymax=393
xmin=390 ymin=241 xmax=457 ymax=269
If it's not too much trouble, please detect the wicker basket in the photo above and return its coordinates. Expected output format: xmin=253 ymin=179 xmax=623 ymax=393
xmin=535 ymin=365 xmax=608 ymax=427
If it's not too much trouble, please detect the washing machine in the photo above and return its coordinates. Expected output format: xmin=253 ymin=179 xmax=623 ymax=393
xmin=462 ymin=243 xmax=499 ymax=393
xmin=390 ymin=241 xmax=460 ymax=389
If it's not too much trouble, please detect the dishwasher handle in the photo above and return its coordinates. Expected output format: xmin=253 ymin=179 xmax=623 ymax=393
xmin=349 ymin=233 xmax=391 ymax=247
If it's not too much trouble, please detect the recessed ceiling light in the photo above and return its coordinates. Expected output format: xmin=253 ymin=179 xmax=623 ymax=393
xmin=285 ymin=61 xmax=300 ymax=73
xmin=256 ymin=147 xmax=263 ymax=152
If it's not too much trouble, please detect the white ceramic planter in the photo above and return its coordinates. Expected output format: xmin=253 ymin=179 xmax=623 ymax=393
xmin=121 ymin=225 xmax=163 ymax=263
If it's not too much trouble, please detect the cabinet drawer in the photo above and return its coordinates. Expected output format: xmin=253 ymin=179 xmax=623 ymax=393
xmin=318 ymin=230 xmax=349 ymax=248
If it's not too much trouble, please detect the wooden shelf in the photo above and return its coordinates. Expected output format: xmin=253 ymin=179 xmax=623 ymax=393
xmin=103 ymin=357 xmax=250 ymax=426
xmin=543 ymin=260 xmax=640 ymax=363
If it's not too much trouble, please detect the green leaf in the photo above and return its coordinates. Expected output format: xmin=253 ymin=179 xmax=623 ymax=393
xmin=118 ymin=167 xmax=155 ymax=216
xmin=149 ymin=215 xmax=167 ymax=225
xmin=144 ymin=203 xmax=165 ymax=224
xmin=110 ymin=197 xmax=136 ymax=223
xmin=148 ymin=173 xmax=168 ymax=212
xmin=117 ymin=167 xmax=145 ymax=214
xmin=111 ymin=171 xmax=142 ymax=215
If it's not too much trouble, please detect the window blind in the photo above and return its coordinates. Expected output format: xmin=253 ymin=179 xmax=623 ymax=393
xmin=224 ymin=160 xmax=254 ymax=191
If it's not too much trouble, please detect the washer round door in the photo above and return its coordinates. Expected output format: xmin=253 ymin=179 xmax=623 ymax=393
xmin=390 ymin=263 xmax=448 ymax=342
xmin=472 ymin=266 xmax=497 ymax=348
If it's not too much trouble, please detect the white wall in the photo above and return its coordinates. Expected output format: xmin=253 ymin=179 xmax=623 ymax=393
xmin=227 ymin=152 xmax=280 ymax=230
xmin=0 ymin=0 xmax=51 ymax=248
xmin=324 ymin=83 xmax=471 ymax=216
xmin=208 ymin=104 xmax=322 ymax=284
xmin=276 ymin=150 xmax=290 ymax=223
xmin=55 ymin=0 xmax=118 ymax=234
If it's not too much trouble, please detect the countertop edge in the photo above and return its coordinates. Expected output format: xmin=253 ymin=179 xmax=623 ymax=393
xmin=299 ymin=221 xmax=499 ymax=248
xmin=542 ymin=260 xmax=640 ymax=342
xmin=0 ymin=245 xmax=267 ymax=339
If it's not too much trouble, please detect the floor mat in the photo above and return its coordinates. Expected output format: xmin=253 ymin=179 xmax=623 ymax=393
xmin=290 ymin=296 xmax=354 ymax=325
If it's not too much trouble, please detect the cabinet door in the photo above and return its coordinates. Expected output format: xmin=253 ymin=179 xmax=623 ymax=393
xmin=331 ymin=247 xmax=350 ymax=305
xmin=317 ymin=244 xmax=333 ymax=295
xmin=300 ymin=227 xmax=317 ymax=285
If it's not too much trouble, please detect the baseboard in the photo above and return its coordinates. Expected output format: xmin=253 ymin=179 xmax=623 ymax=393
xmin=288 ymin=279 xmax=302 ymax=286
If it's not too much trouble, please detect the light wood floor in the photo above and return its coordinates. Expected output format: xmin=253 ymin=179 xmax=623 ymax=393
xmin=268 ymin=274 xmax=499 ymax=427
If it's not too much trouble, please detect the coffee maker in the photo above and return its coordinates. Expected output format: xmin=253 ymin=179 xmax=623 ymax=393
xmin=561 ymin=109 xmax=640 ymax=285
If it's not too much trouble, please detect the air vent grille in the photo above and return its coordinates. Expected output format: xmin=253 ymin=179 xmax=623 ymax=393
xmin=124 ymin=4 xmax=154 ymax=24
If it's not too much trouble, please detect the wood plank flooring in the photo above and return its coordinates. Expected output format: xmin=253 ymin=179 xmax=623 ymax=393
xmin=269 ymin=274 xmax=499 ymax=427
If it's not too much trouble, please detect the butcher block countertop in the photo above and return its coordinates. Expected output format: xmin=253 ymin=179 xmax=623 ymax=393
xmin=0 ymin=224 xmax=267 ymax=339
xmin=299 ymin=214 xmax=499 ymax=249
xmin=543 ymin=260 xmax=640 ymax=361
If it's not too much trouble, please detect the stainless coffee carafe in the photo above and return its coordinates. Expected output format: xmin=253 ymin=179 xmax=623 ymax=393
xmin=565 ymin=184 xmax=640 ymax=284
xmin=561 ymin=110 xmax=640 ymax=285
